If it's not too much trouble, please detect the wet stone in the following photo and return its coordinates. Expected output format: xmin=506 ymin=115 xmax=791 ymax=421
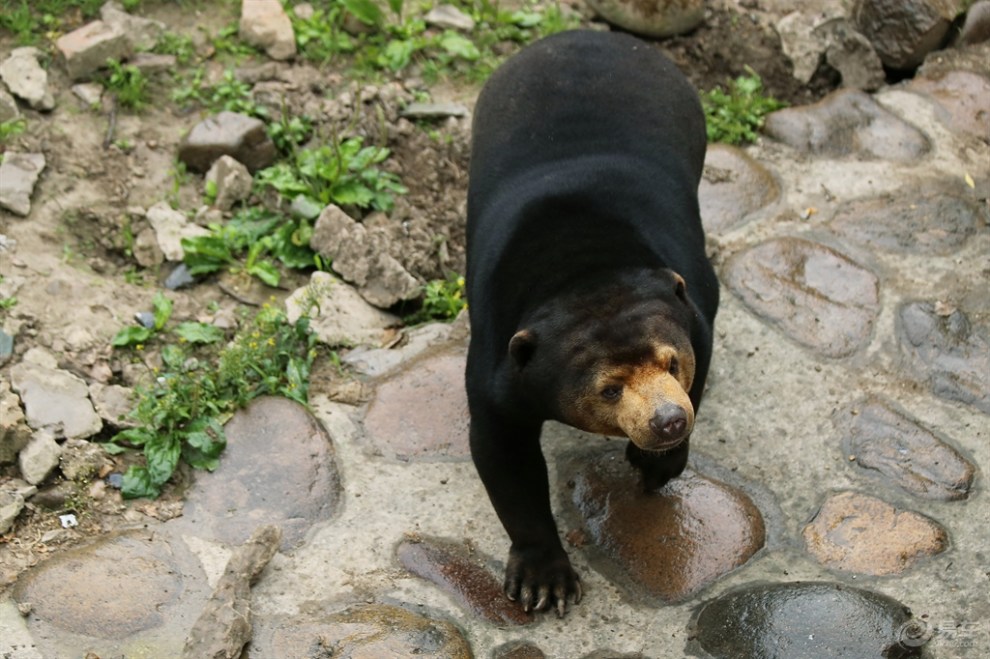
xmin=248 ymin=603 xmax=472 ymax=658
xmin=907 ymin=70 xmax=990 ymax=141
xmin=829 ymin=187 xmax=980 ymax=254
xmin=763 ymin=89 xmax=931 ymax=161
xmin=803 ymin=491 xmax=948 ymax=576
xmin=690 ymin=581 xmax=927 ymax=658
xmin=493 ymin=641 xmax=547 ymax=659
xmin=897 ymin=301 xmax=990 ymax=413
xmin=724 ymin=238 xmax=880 ymax=358
xmin=564 ymin=447 xmax=765 ymax=603
xmin=397 ymin=535 xmax=533 ymax=626
xmin=177 ymin=396 xmax=341 ymax=550
xmin=834 ymin=397 xmax=975 ymax=500
xmin=364 ymin=348 xmax=470 ymax=461
xmin=698 ymin=144 xmax=779 ymax=235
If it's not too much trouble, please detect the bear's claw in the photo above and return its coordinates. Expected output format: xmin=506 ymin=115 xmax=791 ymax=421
xmin=505 ymin=547 xmax=582 ymax=616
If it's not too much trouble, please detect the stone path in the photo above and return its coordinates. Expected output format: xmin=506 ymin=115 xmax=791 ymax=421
xmin=2 ymin=49 xmax=988 ymax=659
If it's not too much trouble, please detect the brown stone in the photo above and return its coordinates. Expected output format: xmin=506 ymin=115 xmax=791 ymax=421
xmin=397 ymin=535 xmax=533 ymax=625
xmin=908 ymin=70 xmax=990 ymax=141
xmin=566 ymin=448 xmax=765 ymax=603
xmin=829 ymin=187 xmax=980 ymax=254
xmin=723 ymin=238 xmax=880 ymax=358
xmin=177 ymin=111 xmax=277 ymax=173
xmin=763 ymin=89 xmax=931 ymax=161
xmin=803 ymin=491 xmax=948 ymax=575
xmin=364 ymin=348 xmax=470 ymax=460
xmin=584 ymin=0 xmax=704 ymax=38
xmin=248 ymin=604 xmax=472 ymax=658
xmin=852 ymin=0 xmax=960 ymax=70
xmin=178 ymin=396 xmax=341 ymax=550
xmin=493 ymin=641 xmax=547 ymax=659
xmin=698 ymin=144 xmax=779 ymax=235
xmin=834 ymin=398 xmax=975 ymax=500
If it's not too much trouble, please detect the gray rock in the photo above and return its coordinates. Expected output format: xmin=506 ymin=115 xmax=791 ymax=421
xmin=399 ymin=102 xmax=470 ymax=120
xmin=955 ymin=0 xmax=990 ymax=45
xmin=19 ymin=429 xmax=63 ymax=486
xmin=918 ymin=39 xmax=990 ymax=77
xmin=285 ymin=271 xmax=398 ymax=347
xmin=342 ymin=322 xmax=455 ymax=377
xmin=0 ymin=152 xmax=45 ymax=216
xmin=835 ymin=397 xmax=976 ymax=500
xmin=775 ymin=10 xmax=835 ymax=83
xmin=9 ymin=361 xmax=103 ymax=439
xmin=176 ymin=396 xmax=342 ymax=551
xmin=55 ymin=20 xmax=132 ymax=80
xmin=70 ymin=82 xmax=104 ymax=107
xmin=586 ymin=0 xmax=704 ymax=38
xmin=908 ymin=70 xmax=990 ymax=141
xmin=132 ymin=226 xmax=165 ymax=268
xmin=146 ymin=201 xmax=209 ymax=262
xmin=289 ymin=194 xmax=323 ymax=219
xmin=0 ymin=380 xmax=31 ymax=465
xmin=100 ymin=1 xmax=166 ymax=51
xmin=763 ymin=89 xmax=931 ymax=161
xmin=0 ymin=490 xmax=26 ymax=535
xmin=164 ymin=263 xmax=196 ymax=290
xmin=204 ymin=155 xmax=252 ymax=211
xmin=0 ymin=87 xmax=20 ymax=123
xmin=310 ymin=204 xmax=421 ymax=308
xmin=88 ymin=382 xmax=137 ymax=428
xmin=852 ymin=0 xmax=961 ymax=70
xmin=564 ymin=447 xmax=765 ymax=603
xmin=0 ymin=47 xmax=55 ymax=111
xmin=60 ymin=439 xmax=111 ymax=481
xmin=128 ymin=52 xmax=176 ymax=74
xmin=424 ymin=5 xmax=477 ymax=31
xmin=897 ymin=301 xmax=990 ymax=413
xmin=724 ymin=238 xmax=880 ymax=358
xmin=690 ymin=582 xmax=929 ymax=658
xmin=698 ymin=144 xmax=779 ymax=235
xmin=823 ymin=20 xmax=887 ymax=90
xmin=239 ymin=0 xmax=297 ymax=61
xmin=177 ymin=111 xmax=278 ymax=173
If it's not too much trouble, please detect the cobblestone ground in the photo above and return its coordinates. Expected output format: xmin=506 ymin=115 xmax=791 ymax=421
xmin=2 ymin=61 xmax=988 ymax=659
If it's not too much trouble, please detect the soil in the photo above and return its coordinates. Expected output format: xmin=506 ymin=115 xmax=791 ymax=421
xmin=0 ymin=0 xmax=838 ymax=587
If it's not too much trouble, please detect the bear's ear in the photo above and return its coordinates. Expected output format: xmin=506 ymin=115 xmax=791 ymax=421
xmin=509 ymin=329 xmax=537 ymax=369
xmin=670 ymin=270 xmax=688 ymax=303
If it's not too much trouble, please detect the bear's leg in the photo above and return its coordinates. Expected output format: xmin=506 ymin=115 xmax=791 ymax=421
xmin=469 ymin=410 xmax=582 ymax=615
xmin=626 ymin=439 xmax=690 ymax=491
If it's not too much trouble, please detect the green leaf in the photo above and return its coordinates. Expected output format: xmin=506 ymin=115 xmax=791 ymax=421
xmin=146 ymin=435 xmax=181 ymax=486
xmin=342 ymin=0 xmax=383 ymax=26
xmin=152 ymin=292 xmax=173 ymax=330
xmin=386 ymin=0 xmax=404 ymax=17
xmin=183 ymin=417 xmax=227 ymax=470
xmin=439 ymin=31 xmax=480 ymax=61
xmin=382 ymin=38 xmax=415 ymax=71
xmin=174 ymin=322 xmax=225 ymax=344
xmin=510 ymin=10 xmax=543 ymax=28
xmin=111 ymin=325 xmax=154 ymax=347
xmin=161 ymin=343 xmax=187 ymax=370
xmin=121 ymin=465 xmax=161 ymax=499
xmin=247 ymin=260 xmax=281 ymax=287
xmin=330 ymin=179 xmax=375 ymax=208
xmin=112 ymin=427 xmax=155 ymax=447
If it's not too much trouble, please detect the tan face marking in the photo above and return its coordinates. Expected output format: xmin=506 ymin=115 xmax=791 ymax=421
xmin=566 ymin=343 xmax=696 ymax=450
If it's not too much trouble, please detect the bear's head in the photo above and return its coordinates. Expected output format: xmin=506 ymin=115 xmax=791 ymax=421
xmin=508 ymin=268 xmax=697 ymax=452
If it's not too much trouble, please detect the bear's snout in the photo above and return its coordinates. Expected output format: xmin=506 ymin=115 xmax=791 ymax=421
xmin=648 ymin=403 xmax=690 ymax=448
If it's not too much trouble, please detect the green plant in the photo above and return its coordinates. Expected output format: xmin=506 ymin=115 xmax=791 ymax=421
xmin=405 ymin=275 xmax=466 ymax=324
xmin=702 ymin=68 xmax=786 ymax=145
xmin=213 ymin=21 xmax=260 ymax=57
xmin=154 ymin=31 xmax=196 ymax=65
xmin=107 ymin=302 xmax=318 ymax=499
xmin=172 ymin=68 xmax=268 ymax=118
xmin=111 ymin=290 xmax=173 ymax=347
xmin=268 ymin=113 xmax=313 ymax=154
xmin=0 ymin=0 xmax=103 ymax=43
xmin=257 ymin=136 xmax=407 ymax=212
xmin=0 ymin=118 xmax=28 ymax=143
xmin=102 ymin=59 xmax=150 ymax=111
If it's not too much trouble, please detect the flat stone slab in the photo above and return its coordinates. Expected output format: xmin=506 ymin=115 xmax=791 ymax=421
xmin=908 ymin=70 xmax=990 ymax=142
xmin=12 ymin=529 xmax=210 ymax=657
xmin=723 ymin=237 xmax=880 ymax=358
xmin=248 ymin=603 xmax=472 ymax=658
xmin=9 ymin=361 xmax=102 ymax=439
xmin=285 ymin=271 xmax=399 ymax=347
xmin=689 ymin=581 xmax=928 ymax=658
xmin=363 ymin=348 xmax=470 ymax=460
xmin=397 ymin=535 xmax=533 ymax=626
xmin=897 ymin=301 xmax=990 ymax=413
xmin=803 ymin=491 xmax=948 ymax=576
xmin=834 ymin=397 xmax=975 ymax=500
xmin=177 ymin=396 xmax=341 ymax=550
xmin=564 ymin=447 xmax=765 ymax=603
xmin=829 ymin=186 xmax=980 ymax=254
xmin=0 ymin=152 xmax=46 ymax=217
xmin=699 ymin=144 xmax=779 ymax=235
xmin=763 ymin=89 xmax=931 ymax=161
xmin=177 ymin=111 xmax=277 ymax=173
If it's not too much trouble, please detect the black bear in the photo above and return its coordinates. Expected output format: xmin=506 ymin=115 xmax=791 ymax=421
xmin=465 ymin=30 xmax=719 ymax=616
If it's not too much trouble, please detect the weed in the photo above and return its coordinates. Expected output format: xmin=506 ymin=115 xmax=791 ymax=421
xmin=172 ymin=68 xmax=268 ymax=119
xmin=256 ymin=135 xmax=407 ymax=213
xmin=404 ymin=275 xmax=466 ymax=324
xmin=268 ymin=113 xmax=314 ymax=154
xmin=213 ymin=21 xmax=260 ymax=57
xmin=0 ymin=0 xmax=102 ymax=43
xmin=111 ymin=290 xmax=173 ymax=347
xmin=102 ymin=59 xmax=150 ymax=111
xmin=108 ymin=302 xmax=318 ymax=499
xmin=702 ymin=68 xmax=786 ymax=145
xmin=0 ymin=119 xmax=28 ymax=144
xmin=154 ymin=31 xmax=196 ymax=65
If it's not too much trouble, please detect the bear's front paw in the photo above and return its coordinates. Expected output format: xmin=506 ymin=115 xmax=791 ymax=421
xmin=504 ymin=546 xmax=582 ymax=617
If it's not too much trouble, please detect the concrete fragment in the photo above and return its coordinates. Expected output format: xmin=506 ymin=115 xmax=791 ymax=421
xmin=145 ymin=201 xmax=209 ymax=262
xmin=205 ymin=155 xmax=252 ymax=211
xmin=240 ymin=0 xmax=297 ymax=61
xmin=586 ymin=0 xmax=704 ymax=38
xmin=100 ymin=1 xmax=166 ymax=51
xmin=10 ymin=361 xmax=103 ymax=440
xmin=0 ymin=47 xmax=55 ymax=111
xmin=285 ymin=271 xmax=399 ymax=347
xmin=178 ymin=111 xmax=278 ymax=173
xmin=19 ymin=430 xmax=62 ymax=486
xmin=55 ymin=20 xmax=133 ymax=80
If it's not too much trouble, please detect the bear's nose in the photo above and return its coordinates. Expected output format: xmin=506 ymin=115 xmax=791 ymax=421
xmin=650 ymin=404 xmax=688 ymax=443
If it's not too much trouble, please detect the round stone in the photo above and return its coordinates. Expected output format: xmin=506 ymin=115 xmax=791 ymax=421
xmin=585 ymin=0 xmax=705 ymax=38
xmin=699 ymin=144 xmax=779 ymax=235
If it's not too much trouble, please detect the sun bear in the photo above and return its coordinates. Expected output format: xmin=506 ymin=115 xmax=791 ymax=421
xmin=465 ymin=30 xmax=719 ymax=616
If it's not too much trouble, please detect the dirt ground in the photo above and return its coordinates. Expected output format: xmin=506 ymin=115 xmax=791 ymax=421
xmin=0 ymin=0 xmax=839 ymax=586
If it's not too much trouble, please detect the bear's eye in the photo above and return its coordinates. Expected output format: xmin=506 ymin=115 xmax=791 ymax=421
xmin=669 ymin=357 xmax=679 ymax=377
xmin=600 ymin=385 xmax=623 ymax=401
